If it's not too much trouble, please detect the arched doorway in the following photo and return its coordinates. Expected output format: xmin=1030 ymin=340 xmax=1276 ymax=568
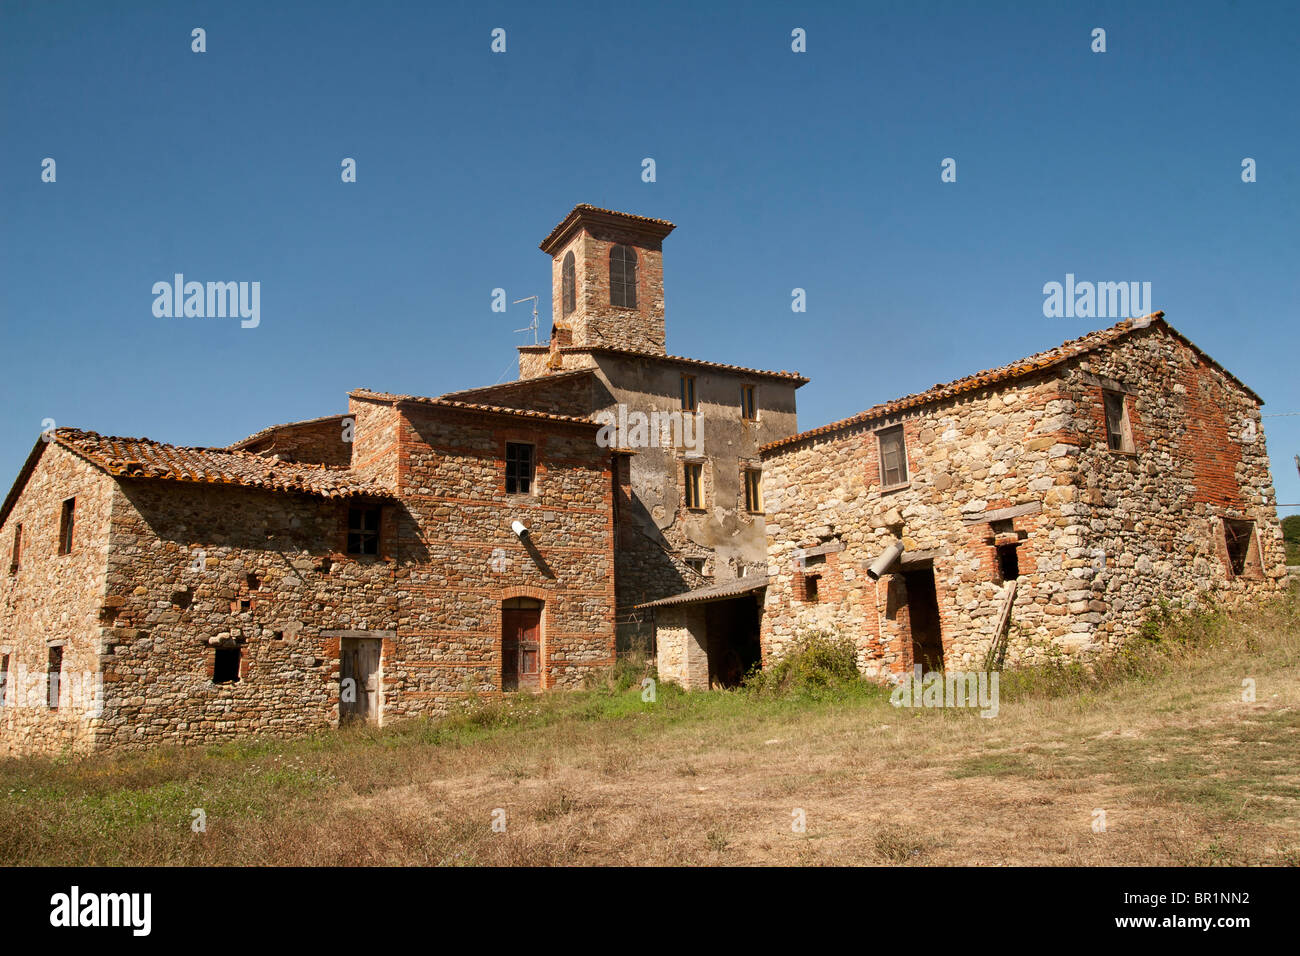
xmin=502 ymin=597 xmax=543 ymax=691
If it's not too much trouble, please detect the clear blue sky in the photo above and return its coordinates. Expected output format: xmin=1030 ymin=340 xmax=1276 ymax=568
xmin=2 ymin=1 xmax=1297 ymax=510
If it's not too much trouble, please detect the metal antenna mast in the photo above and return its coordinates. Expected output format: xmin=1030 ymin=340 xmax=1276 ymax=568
xmin=512 ymin=295 xmax=540 ymax=345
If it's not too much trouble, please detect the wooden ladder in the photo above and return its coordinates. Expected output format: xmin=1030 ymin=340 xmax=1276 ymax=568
xmin=983 ymin=579 xmax=1018 ymax=672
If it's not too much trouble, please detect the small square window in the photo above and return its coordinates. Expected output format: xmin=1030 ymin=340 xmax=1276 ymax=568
xmin=506 ymin=442 xmax=535 ymax=494
xmin=57 ymin=498 xmax=75 ymax=554
xmin=1103 ymin=390 xmax=1134 ymax=453
xmin=680 ymin=375 xmax=697 ymax=412
xmin=740 ymin=385 xmax=757 ymax=421
xmin=347 ymin=505 xmax=382 ymax=556
xmin=684 ymin=462 xmax=703 ymax=509
xmin=684 ymin=557 xmax=706 ymax=576
xmin=878 ymin=427 xmax=908 ymax=487
xmin=213 ymin=645 xmax=241 ymax=684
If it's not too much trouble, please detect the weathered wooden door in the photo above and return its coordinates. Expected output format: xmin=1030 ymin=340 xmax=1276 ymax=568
xmin=340 ymin=637 xmax=382 ymax=724
xmin=502 ymin=606 xmax=541 ymax=691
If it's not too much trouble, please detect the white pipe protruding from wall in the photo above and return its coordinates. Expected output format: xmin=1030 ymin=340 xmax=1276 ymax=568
xmin=866 ymin=539 xmax=905 ymax=581
xmin=511 ymin=520 xmax=530 ymax=538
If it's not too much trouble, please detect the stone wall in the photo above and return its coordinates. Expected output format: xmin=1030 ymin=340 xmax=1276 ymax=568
xmin=0 ymin=399 xmax=616 ymax=755
xmin=0 ymin=444 xmax=115 ymax=755
xmin=759 ymin=324 xmax=1285 ymax=678
xmin=233 ymin=415 xmax=351 ymax=465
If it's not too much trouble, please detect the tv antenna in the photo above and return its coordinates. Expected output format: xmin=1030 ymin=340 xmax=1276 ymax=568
xmin=512 ymin=295 xmax=540 ymax=344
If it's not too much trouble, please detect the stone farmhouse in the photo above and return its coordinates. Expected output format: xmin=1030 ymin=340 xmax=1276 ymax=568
xmin=0 ymin=204 xmax=1288 ymax=754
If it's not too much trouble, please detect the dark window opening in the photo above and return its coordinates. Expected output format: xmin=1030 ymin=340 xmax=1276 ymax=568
xmin=0 ymin=653 xmax=9 ymax=708
xmin=680 ymin=374 xmax=697 ymax=412
xmin=684 ymin=462 xmax=703 ymax=509
xmin=803 ymin=574 xmax=820 ymax=602
xmin=878 ymin=427 xmax=908 ymax=487
xmin=609 ymin=244 xmax=637 ymax=308
xmin=239 ymin=599 xmax=251 ymax=611
xmin=171 ymin=589 xmax=193 ymax=609
xmin=58 ymin=498 xmax=75 ymax=555
xmin=684 ymin=557 xmax=706 ymax=576
xmin=246 ymin=573 xmax=260 ymax=591
xmin=744 ymin=468 xmax=762 ymax=513
xmin=506 ymin=442 xmax=535 ymax=494
xmin=1223 ymin=519 xmax=1255 ymax=576
xmin=997 ymin=543 xmax=1021 ymax=581
xmin=9 ymin=524 xmax=20 ymax=573
xmin=740 ymin=385 xmax=757 ymax=421
xmin=561 ymin=251 xmax=576 ymax=316
xmin=47 ymin=645 xmax=62 ymax=709
xmin=213 ymin=646 xmax=241 ymax=684
xmin=347 ymin=506 xmax=381 ymax=556
xmin=1103 ymin=390 xmax=1133 ymax=452
xmin=803 ymin=552 xmax=827 ymax=568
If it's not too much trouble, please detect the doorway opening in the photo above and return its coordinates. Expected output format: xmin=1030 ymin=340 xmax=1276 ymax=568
xmin=903 ymin=566 xmax=944 ymax=673
xmin=340 ymin=637 xmax=382 ymax=725
xmin=502 ymin=597 xmax=543 ymax=692
xmin=705 ymin=596 xmax=763 ymax=688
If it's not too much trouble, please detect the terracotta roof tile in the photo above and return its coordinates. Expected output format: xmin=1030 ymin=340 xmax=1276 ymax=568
xmin=227 ymin=413 xmax=347 ymax=450
xmin=516 ymin=345 xmax=809 ymax=384
xmin=760 ymin=312 xmax=1253 ymax=454
xmin=52 ymin=429 xmax=391 ymax=498
xmin=348 ymin=389 xmax=599 ymax=426
xmin=540 ymin=203 xmax=676 ymax=253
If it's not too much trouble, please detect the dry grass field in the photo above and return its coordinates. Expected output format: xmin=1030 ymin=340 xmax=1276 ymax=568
xmin=2 ymin=585 xmax=1297 ymax=867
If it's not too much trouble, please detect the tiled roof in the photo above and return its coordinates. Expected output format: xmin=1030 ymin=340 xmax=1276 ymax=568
xmin=51 ymin=428 xmax=390 ymax=498
xmin=348 ymin=389 xmax=599 ymax=426
xmin=517 ymin=344 xmax=809 ymax=384
xmin=540 ymin=203 xmax=676 ymax=253
xmin=227 ymin=413 xmax=347 ymax=450
xmin=635 ymin=575 xmax=769 ymax=609
xmin=760 ymin=312 xmax=1259 ymax=454
xmin=437 ymin=367 xmax=596 ymax=401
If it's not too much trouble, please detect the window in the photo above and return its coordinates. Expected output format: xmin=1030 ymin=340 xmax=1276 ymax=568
xmin=878 ymin=427 xmax=908 ymax=487
xmin=506 ymin=442 xmax=535 ymax=494
xmin=1223 ymin=519 xmax=1256 ymax=576
xmin=744 ymin=468 xmax=762 ymax=513
xmin=1103 ymin=390 xmax=1134 ymax=452
xmin=213 ymin=645 xmax=240 ymax=684
xmin=684 ymin=462 xmax=703 ymax=509
xmin=0 ymin=653 xmax=9 ymax=708
xmin=802 ymin=573 xmax=820 ymax=603
xmin=47 ymin=645 xmax=62 ymax=710
xmin=684 ymin=557 xmax=706 ymax=576
xmin=997 ymin=543 xmax=1020 ymax=581
xmin=57 ymin=498 xmax=75 ymax=554
xmin=680 ymin=374 xmax=697 ymax=412
xmin=346 ymin=505 xmax=381 ymax=556
xmin=9 ymin=524 xmax=20 ymax=573
xmin=609 ymin=245 xmax=637 ymax=308
xmin=740 ymin=385 xmax=757 ymax=421
xmin=561 ymin=251 xmax=576 ymax=316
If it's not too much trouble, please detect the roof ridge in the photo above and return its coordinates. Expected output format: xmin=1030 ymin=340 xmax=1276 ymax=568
xmin=760 ymin=313 xmax=1190 ymax=454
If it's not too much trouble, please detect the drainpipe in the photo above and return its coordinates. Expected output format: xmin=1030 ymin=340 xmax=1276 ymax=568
xmin=866 ymin=539 xmax=905 ymax=581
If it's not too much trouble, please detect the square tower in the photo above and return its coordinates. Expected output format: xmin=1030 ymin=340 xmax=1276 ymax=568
xmin=539 ymin=204 xmax=675 ymax=355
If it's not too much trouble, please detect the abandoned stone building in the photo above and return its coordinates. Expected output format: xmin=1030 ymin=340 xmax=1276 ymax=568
xmin=0 ymin=204 xmax=806 ymax=755
xmin=740 ymin=312 xmax=1287 ymax=688
xmin=0 ymin=204 xmax=1288 ymax=754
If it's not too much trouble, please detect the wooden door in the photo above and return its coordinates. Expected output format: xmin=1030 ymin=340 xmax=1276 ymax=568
xmin=340 ymin=637 xmax=382 ymax=724
xmin=502 ymin=607 xmax=541 ymax=691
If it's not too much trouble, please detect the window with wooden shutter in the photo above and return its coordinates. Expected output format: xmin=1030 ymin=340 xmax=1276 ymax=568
xmin=878 ymin=427 xmax=908 ymax=487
